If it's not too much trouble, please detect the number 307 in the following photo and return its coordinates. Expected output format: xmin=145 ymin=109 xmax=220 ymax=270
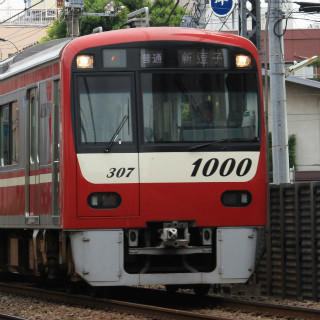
xmin=107 ymin=167 xmax=135 ymax=178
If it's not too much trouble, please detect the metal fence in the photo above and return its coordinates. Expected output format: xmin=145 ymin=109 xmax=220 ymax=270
xmin=0 ymin=9 xmax=59 ymax=26
xmin=256 ymin=182 xmax=320 ymax=301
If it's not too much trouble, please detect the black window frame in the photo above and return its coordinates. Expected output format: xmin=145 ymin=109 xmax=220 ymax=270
xmin=73 ymin=72 xmax=138 ymax=154
xmin=71 ymin=41 xmax=262 ymax=154
xmin=0 ymin=101 xmax=19 ymax=166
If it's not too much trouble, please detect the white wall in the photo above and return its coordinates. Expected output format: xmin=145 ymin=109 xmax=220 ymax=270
xmin=286 ymin=82 xmax=320 ymax=171
xmin=267 ymin=81 xmax=320 ymax=172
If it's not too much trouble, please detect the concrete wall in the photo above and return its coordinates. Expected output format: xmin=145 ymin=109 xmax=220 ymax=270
xmin=286 ymin=82 xmax=320 ymax=171
xmin=29 ymin=0 xmax=57 ymax=9
xmin=267 ymin=80 xmax=320 ymax=172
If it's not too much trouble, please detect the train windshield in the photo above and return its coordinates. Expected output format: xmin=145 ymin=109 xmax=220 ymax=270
xmin=141 ymin=72 xmax=259 ymax=143
xmin=77 ymin=74 xmax=133 ymax=144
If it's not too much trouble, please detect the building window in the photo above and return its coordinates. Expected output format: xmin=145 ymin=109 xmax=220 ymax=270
xmin=0 ymin=102 xmax=19 ymax=166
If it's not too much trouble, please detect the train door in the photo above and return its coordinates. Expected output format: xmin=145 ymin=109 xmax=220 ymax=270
xmin=25 ymin=87 xmax=40 ymax=224
xmin=52 ymin=80 xmax=60 ymax=223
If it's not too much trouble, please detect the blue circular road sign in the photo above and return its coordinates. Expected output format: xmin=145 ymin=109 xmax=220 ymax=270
xmin=211 ymin=0 xmax=235 ymax=17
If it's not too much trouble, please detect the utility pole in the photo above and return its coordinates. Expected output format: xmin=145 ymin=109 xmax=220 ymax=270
xmin=269 ymin=0 xmax=290 ymax=184
xmin=64 ymin=0 xmax=126 ymax=37
xmin=65 ymin=0 xmax=84 ymax=37
xmin=199 ymin=0 xmax=207 ymax=29
xmin=238 ymin=0 xmax=261 ymax=53
xmin=193 ymin=0 xmax=207 ymax=29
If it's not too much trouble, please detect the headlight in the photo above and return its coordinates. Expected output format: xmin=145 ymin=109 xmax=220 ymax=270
xmin=221 ymin=190 xmax=252 ymax=207
xmin=236 ymin=54 xmax=252 ymax=68
xmin=88 ymin=192 xmax=121 ymax=209
xmin=76 ymin=55 xmax=94 ymax=68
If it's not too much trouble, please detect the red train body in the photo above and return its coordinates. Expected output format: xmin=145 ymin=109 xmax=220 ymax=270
xmin=0 ymin=27 xmax=266 ymax=290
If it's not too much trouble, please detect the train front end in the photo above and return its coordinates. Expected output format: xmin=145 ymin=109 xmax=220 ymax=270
xmin=60 ymin=28 xmax=267 ymax=288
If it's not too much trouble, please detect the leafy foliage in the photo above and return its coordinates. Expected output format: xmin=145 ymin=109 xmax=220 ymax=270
xmin=268 ymin=132 xmax=297 ymax=171
xmin=310 ymin=57 xmax=320 ymax=82
xmin=149 ymin=0 xmax=187 ymax=27
xmin=40 ymin=16 xmax=67 ymax=42
xmin=311 ymin=57 xmax=320 ymax=68
xmin=288 ymin=134 xmax=297 ymax=169
xmin=40 ymin=0 xmax=187 ymax=42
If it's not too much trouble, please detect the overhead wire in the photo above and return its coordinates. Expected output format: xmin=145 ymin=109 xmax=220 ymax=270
xmin=218 ymin=2 xmax=239 ymax=31
xmin=164 ymin=0 xmax=180 ymax=25
xmin=194 ymin=1 xmax=320 ymax=32
xmin=0 ymin=0 xmax=45 ymax=24
xmin=0 ymin=1 xmax=56 ymax=55
xmin=150 ymin=0 xmax=174 ymax=25
xmin=84 ymin=0 xmax=100 ymax=12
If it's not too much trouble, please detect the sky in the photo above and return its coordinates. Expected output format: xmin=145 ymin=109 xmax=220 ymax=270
xmin=0 ymin=0 xmax=25 ymax=9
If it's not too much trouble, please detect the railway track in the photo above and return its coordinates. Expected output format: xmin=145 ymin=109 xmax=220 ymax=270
xmin=0 ymin=313 xmax=29 ymax=320
xmin=0 ymin=282 xmax=320 ymax=320
xmin=0 ymin=283 xmax=230 ymax=320
xmin=212 ymin=296 xmax=320 ymax=319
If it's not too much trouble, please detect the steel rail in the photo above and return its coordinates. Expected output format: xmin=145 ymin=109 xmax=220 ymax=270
xmin=213 ymin=296 xmax=320 ymax=320
xmin=2 ymin=282 xmax=320 ymax=319
xmin=0 ymin=283 xmax=231 ymax=320
xmin=0 ymin=312 xmax=30 ymax=320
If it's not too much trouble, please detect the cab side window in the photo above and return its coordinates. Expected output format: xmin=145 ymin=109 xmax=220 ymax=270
xmin=0 ymin=102 xmax=19 ymax=166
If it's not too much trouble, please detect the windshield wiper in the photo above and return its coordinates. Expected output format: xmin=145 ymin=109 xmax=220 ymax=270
xmin=104 ymin=115 xmax=129 ymax=153
xmin=189 ymin=137 xmax=259 ymax=151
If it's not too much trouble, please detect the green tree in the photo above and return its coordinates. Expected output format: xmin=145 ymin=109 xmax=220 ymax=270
xmin=149 ymin=0 xmax=187 ymax=26
xmin=268 ymin=133 xmax=297 ymax=171
xmin=40 ymin=0 xmax=186 ymax=42
xmin=42 ymin=16 xmax=68 ymax=41
xmin=311 ymin=57 xmax=320 ymax=82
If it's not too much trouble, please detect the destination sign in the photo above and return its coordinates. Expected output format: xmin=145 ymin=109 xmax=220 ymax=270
xmin=140 ymin=49 xmax=164 ymax=68
xmin=178 ymin=48 xmax=227 ymax=68
xmin=140 ymin=48 xmax=228 ymax=68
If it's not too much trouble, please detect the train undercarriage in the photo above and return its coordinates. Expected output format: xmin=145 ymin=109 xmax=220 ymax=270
xmin=0 ymin=221 xmax=259 ymax=293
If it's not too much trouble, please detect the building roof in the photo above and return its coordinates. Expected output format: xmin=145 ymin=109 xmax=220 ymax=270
xmin=286 ymin=74 xmax=320 ymax=88
xmin=261 ymin=29 xmax=320 ymax=62
xmin=0 ymin=38 xmax=70 ymax=80
xmin=263 ymin=68 xmax=320 ymax=88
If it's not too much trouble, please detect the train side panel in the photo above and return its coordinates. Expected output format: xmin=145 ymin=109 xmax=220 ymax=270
xmin=0 ymin=63 xmax=61 ymax=228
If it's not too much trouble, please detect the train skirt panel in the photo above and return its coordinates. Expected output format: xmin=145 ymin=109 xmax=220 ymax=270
xmin=69 ymin=227 xmax=258 ymax=286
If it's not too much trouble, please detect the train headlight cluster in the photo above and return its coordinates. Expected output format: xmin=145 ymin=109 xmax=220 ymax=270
xmin=221 ymin=190 xmax=252 ymax=207
xmin=88 ymin=192 xmax=121 ymax=209
xmin=236 ymin=54 xmax=252 ymax=68
xmin=76 ymin=55 xmax=94 ymax=68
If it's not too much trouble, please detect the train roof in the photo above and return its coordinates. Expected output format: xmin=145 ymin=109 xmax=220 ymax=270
xmin=66 ymin=27 xmax=256 ymax=53
xmin=0 ymin=38 xmax=71 ymax=80
xmin=0 ymin=27 xmax=258 ymax=81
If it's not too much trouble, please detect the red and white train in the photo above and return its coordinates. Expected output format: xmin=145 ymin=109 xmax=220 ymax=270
xmin=0 ymin=27 xmax=267 ymax=292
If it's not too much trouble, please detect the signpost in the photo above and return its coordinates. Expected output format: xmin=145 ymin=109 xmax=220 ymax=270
xmin=211 ymin=0 xmax=235 ymax=17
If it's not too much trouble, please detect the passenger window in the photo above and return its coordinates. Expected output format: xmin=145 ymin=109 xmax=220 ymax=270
xmin=0 ymin=102 xmax=19 ymax=166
